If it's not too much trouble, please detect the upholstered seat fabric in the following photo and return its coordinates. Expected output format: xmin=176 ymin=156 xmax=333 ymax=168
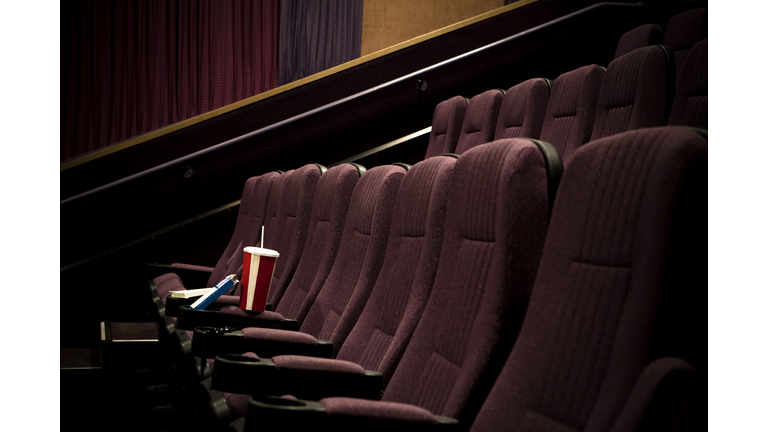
xmin=614 ymin=23 xmax=661 ymax=59
xmin=493 ymin=78 xmax=551 ymax=141
xmin=151 ymin=172 xmax=279 ymax=307
xmin=668 ymin=38 xmax=708 ymax=129
xmin=469 ymin=127 xmax=707 ymax=432
xmin=273 ymin=164 xmax=362 ymax=325
xmin=454 ymin=89 xmax=505 ymax=155
xmin=539 ymin=64 xmax=604 ymax=167
xmin=424 ymin=96 xmax=469 ymax=159
xmin=662 ymin=8 xmax=708 ymax=85
xmin=334 ymin=155 xmax=456 ymax=386
xmin=299 ymin=165 xmax=406 ymax=356
xmin=590 ymin=46 xmax=670 ymax=141
xmin=380 ymin=138 xmax=551 ymax=424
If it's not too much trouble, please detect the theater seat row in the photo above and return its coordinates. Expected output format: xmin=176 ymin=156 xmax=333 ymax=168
xmin=424 ymin=8 xmax=707 ymax=166
xmin=195 ymin=126 xmax=705 ymax=431
xmin=133 ymin=8 xmax=707 ymax=431
xmin=149 ymin=162 xmax=348 ymax=380
xmin=194 ymin=134 xmax=561 ymax=422
xmin=143 ymin=128 xmax=706 ymax=429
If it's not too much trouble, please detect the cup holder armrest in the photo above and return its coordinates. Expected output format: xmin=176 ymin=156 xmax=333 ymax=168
xmin=239 ymin=396 xmax=461 ymax=431
xmin=176 ymin=306 xmax=299 ymax=332
xmin=191 ymin=328 xmax=333 ymax=359
xmin=211 ymin=354 xmax=382 ymax=400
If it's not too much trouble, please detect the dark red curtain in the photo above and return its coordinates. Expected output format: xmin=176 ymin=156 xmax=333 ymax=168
xmin=62 ymin=0 xmax=279 ymax=161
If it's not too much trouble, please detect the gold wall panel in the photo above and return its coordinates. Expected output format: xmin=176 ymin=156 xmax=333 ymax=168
xmin=362 ymin=0 xmax=505 ymax=56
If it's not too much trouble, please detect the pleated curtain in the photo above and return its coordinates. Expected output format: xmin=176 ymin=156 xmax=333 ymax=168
xmin=278 ymin=0 xmax=363 ymax=86
xmin=62 ymin=0 xmax=280 ymax=161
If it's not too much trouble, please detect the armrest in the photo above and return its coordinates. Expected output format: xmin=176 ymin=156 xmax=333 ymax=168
xmin=175 ymin=306 xmax=299 ymax=332
xmin=148 ymin=262 xmax=215 ymax=273
xmin=165 ymin=294 xmax=240 ymax=317
xmin=234 ymin=396 xmax=460 ymax=432
xmin=191 ymin=327 xmax=333 ymax=359
xmin=147 ymin=262 xmax=213 ymax=288
xmin=211 ymin=354 xmax=382 ymax=400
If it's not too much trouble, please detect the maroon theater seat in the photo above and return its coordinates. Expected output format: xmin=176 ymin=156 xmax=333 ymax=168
xmin=493 ymin=78 xmax=551 ymax=141
xmin=270 ymin=163 xmax=365 ymax=326
xmin=263 ymin=163 xmax=326 ymax=307
xmin=273 ymin=164 xmax=406 ymax=355
xmin=374 ymin=139 xmax=552 ymax=425
xmin=185 ymin=163 xmax=363 ymax=411
xmin=176 ymin=163 xmax=364 ymax=337
xmin=236 ymin=127 xmax=706 ymax=431
xmin=424 ymin=96 xmax=469 ymax=159
xmin=148 ymin=171 xmax=281 ymax=357
xmin=453 ymin=89 xmax=505 ymax=154
xmin=172 ymin=164 xmax=323 ymax=373
xmin=614 ymin=23 xmax=662 ymax=59
xmin=590 ymin=45 xmax=671 ymax=142
xmin=235 ymin=137 xmax=560 ymax=430
xmin=180 ymin=163 xmax=323 ymax=312
xmin=189 ymin=165 xmax=407 ymax=379
xmin=539 ymin=64 xmax=604 ymax=168
xmin=662 ymin=8 xmax=707 ymax=86
xmin=149 ymin=171 xmax=280 ymax=318
xmin=335 ymin=156 xmax=456 ymax=384
xmin=207 ymin=155 xmax=458 ymax=421
xmin=668 ymin=38 xmax=707 ymax=130
xmin=331 ymin=156 xmax=456 ymax=386
xmin=176 ymin=163 xmax=324 ymax=321
xmin=469 ymin=126 xmax=707 ymax=432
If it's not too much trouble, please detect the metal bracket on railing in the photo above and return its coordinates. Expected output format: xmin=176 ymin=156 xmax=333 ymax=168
xmin=181 ymin=166 xmax=193 ymax=179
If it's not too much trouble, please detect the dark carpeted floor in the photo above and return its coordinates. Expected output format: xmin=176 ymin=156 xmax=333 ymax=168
xmin=61 ymin=346 xmax=219 ymax=432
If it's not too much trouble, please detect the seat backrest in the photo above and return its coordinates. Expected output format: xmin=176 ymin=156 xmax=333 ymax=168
xmin=493 ymin=78 xmax=551 ymax=141
xmin=380 ymin=138 xmax=557 ymax=424
xmin=264 ymin=164 xmax=325 ymax=306
xmin=539 ymin=65 xmax=604 ymax=168
xmin=259 ymin=168 xmax=289 ymax=270
xmin=207 ymin=171 xmax=280 ymax=287
xmin=590 ymin=45 xmax=671 ymax=142
xmin=453 ymin=89 xmax=505 ymax=155
xmin=662 ymin=8 xmax=707 ymax=85
xmin=299 ymin=164 xmax=407 ymax=356
xmin=274 ymin=163 xmax=365 ymax=325
xmin=230 ymin=171 xmax=288 ymax=297
xmin=668 ymin=38 xmax=707 ymax=130
xmin=335 ymin=155 xmax=457 ymax=387
xmin=424 ymin=96 xmax=469 ymax=159
xmin=614 ymin=23 xmax=662 ymax=59
xmin=469 ymin=127 xmax=707 ymax=432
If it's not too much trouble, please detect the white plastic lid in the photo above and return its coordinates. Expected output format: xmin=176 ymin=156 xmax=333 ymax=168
xmin=243 ymin=246 xmax=280 ymax=258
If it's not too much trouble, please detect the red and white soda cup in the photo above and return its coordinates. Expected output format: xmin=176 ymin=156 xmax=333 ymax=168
xmin=239 ymin=246 xmax=280 ymax=312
